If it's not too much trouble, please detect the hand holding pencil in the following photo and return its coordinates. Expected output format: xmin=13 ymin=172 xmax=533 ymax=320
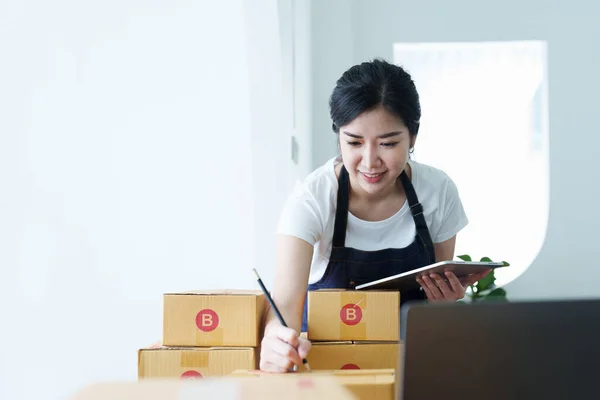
xmin=253 ymin=268 xmax=312 ymax=373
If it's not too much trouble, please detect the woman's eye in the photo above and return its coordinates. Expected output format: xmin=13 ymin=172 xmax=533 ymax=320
xmin=345 ymin=141 xmax=398 ymax=147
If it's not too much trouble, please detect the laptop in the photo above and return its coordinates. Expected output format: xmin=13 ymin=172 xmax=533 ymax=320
xmin=399 ymin=298 xmax=600 ymax=400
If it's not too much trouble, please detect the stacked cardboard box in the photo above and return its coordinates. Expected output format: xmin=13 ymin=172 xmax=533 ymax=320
xmin=72 ymin=374 xmax=358 ymax=400
xmin=302 ymin=289 xmax=403 ymax=378
xmin=138 ymin=289 xmax=266 ymax=380
xmin=231 ymin=368 xmax=396 ymax=400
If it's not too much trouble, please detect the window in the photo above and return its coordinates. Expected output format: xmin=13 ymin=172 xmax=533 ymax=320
xmin=394 ymin=41 xmax=549 ymax=286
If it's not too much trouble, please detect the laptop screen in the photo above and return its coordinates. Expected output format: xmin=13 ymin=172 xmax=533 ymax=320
xmin=399 ymin=299 xmax=600 ymax=400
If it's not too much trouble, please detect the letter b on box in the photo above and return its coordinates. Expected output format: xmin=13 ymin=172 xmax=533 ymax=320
xmin=340 ymin=304 xmax=362 ymax=325
xmin=307 ymin=289 xmax=400 ymax=341
xmin=196 ymin=309 xmax=219 ymax=332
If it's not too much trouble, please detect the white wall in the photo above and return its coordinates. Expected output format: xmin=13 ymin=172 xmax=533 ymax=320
xmin=309 ymin=0 xmax=355 ymax=168
xmin=292 ymin=0 xmax=315 ymax=181
xmin=244 ymin=0 xmax=297 ymax=291
xmin=310 ymin=0 xmax=600 ymax=299
xmin=0 ymin=1 xmax=293 ymax=399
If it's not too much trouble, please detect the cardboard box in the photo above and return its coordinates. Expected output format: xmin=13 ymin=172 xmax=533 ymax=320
xmin=299 ymin=341 xmax=401 ymax=372
xmin=138 ymin=344 xmax=257 ymax=379
xmin=307 ymin=290 xmax=399 ymax=341
xmin=163 ymin=289 xmax=265 ymax=347
xmin=231 ymin=368 xmax=395 ymax=400
xmin=70 ymin=376 xmax=358 ymax=400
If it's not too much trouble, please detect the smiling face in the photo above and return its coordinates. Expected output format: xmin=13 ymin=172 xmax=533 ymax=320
xmin=338 ymin=105 xmax=416 ymax=199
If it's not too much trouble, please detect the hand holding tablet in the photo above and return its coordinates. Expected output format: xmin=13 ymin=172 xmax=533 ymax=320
xmin=416 ymin=269 xmax=492 ymax=301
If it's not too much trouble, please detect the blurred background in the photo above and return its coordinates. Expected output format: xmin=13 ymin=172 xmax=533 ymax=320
xmin=1 ymin=0 xmax=598 ymax=398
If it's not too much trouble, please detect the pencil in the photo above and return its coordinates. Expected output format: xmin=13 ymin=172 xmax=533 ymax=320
xmin=252 ymin=268 xmax=311 ymax=372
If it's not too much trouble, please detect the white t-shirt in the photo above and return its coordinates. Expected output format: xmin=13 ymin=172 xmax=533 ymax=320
xmin=277 ymin=156 xmax=469 ymax=285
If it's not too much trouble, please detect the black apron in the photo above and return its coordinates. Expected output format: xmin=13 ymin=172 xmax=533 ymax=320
xmin=301 ymin=164 xmax=435 ymax=332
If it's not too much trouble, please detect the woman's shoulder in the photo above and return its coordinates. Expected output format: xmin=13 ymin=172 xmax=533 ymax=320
xmin=277 ymin=157 xmax=339 ymax=245
xmin=293 ymin=156 xmax=340 ymax=201
xmin=410 ymin=159 xmax=455 ymax=191
xmin=409 ymin=159 xmax=463 ymax=206
xmin=409 ymin=160 xmax=468 ymax=243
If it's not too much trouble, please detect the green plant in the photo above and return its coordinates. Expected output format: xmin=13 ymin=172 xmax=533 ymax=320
xmin=456 ymin=254 xmax=510 ymax=303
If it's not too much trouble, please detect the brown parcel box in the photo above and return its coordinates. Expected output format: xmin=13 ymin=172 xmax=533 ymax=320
xmin=138 ymin=344 xmax=257 ymax=379
xmin=231 ymin=368 xmax=395 ymax=400
xmin=163 ymin=289 xmax=265 ymax=347
xmin=70 ymin=375 xmax=358 ymax=400
xmin=298 ymin=341 xmax=401 ymax=372
xmin=307 ymin=289 xmax=400 ymax=341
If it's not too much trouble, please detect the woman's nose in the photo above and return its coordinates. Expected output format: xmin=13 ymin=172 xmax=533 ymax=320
xmin=362 ymin=145 xmax=379 ymax=169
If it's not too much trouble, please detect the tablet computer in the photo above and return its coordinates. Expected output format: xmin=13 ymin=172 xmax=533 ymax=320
xmin=354 ymin=260 xmax=507 ymax=291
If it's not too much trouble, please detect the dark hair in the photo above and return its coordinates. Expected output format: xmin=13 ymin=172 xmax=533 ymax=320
xmin=329 ymin=59 xmax=421 ymax=136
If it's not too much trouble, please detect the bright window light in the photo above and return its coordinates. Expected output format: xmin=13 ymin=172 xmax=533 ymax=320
xmin=394 ymin=41 xmax=549 ymax=286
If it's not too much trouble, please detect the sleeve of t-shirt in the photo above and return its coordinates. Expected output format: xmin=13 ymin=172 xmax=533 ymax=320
xmin=276 ymin=181 xmax=324 ymax=246
xmin=433 ymin=176 xmax=469 ymax=243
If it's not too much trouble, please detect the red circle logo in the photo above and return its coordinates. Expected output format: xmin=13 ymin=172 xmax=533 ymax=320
xmin=181 ymin=370 xmax=202 ymax=379
xmin=340 ymin=303 xmax=362 ymax=325
xmin=341 ymin=363 xmax=360 ymax=370
xmin=195 ymin=309 xmax=219 ymax=332
xmin=297 ymin=378 xmax=315 ymax=389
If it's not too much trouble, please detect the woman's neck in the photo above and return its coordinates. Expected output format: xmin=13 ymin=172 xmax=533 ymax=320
xmin=350 ymin=179 xmax=400 ymax=204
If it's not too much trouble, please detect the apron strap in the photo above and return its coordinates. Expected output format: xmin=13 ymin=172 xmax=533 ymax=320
xmin=332 ymin=165 xmax=350 ymax=248
xmin=399 ymin=169 xmax=436 ymax=263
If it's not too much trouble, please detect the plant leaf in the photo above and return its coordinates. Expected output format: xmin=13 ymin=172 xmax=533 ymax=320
xmin=476 ymin=269 xmax=496 ymax=292
xmin=457 ymin=254 xmax=472 ymax=262
xmin=482 ymin=287 xmax=508 ymax=301
xmin=480 ymin=256 xmax=492 ymax=262
xmin=502 ymin=261 xmax=510 ymax=266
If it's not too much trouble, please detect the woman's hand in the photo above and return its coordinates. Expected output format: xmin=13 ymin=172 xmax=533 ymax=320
xmin=259 ymin=324 xmax=312 ymax=373
xmin=416 ymin=270 xmax=491 ymax=302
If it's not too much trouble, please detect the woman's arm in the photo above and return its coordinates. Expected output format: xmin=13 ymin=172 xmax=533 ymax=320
xmin=433 ymin=235 xmax=457 ymax=262
xmin=259 ymin=234 xmax=314 ymax=372
xmin=263 ymin=234 xmax=314 ymax=334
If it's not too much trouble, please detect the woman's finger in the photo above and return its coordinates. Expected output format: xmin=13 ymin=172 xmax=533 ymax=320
xmin=422 ymin=275 xmax=443 ymax=300
xmin=264 ymin=348 xmax=295 ymax=371
xmin=417 ymin=277 xmax=435 ymax=300
xmin=270 ymin=338 xmax=302 ymax=366
xmin=297 ymin=337 xmax=312 ymax=359
xmin=479 ymin=269 xmax=492 ymax=279
xmin=430 ymin=273 xmax=455 ymax=299
xmin=462 ymin=270 xmax=491 ymax=287
xmin=445 ymin=272 xmax=466 ymax=294
xmin=261 ymin=360 xmax=290 ymax=373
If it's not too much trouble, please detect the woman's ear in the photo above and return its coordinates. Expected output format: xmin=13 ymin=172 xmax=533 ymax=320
xmin=409 ymin=134 xmax=417 ymax=151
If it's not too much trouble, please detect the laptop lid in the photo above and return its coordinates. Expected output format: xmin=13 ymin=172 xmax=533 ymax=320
xmin=400 ymin=298 xmax=600 ymax=400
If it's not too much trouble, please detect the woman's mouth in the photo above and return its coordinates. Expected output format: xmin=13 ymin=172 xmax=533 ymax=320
xmin=360 ymin=171 xmax=386 ymax=184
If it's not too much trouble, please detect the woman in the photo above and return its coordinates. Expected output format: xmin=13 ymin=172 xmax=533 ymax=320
xmin=259 ymin=59 xmax=489 ymax=373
